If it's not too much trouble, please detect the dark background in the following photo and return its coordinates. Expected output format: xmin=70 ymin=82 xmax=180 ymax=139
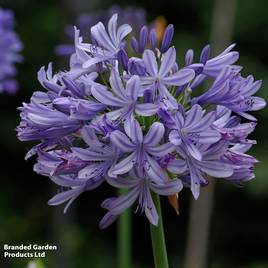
xmin=0 ymin=0 xmax=267 ymax=267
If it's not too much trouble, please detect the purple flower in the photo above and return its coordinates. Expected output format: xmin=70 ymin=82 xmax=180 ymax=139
xmin=34 ymin=150 xmax=87 ymax=177
xmin=91 ymin=69 xmax=158 ymax=121
xmin=47 ymin=173 xmax=104 ymax=213
xmin=91 ymin=115 xmax=121 ymax=137
xmin=17 ymin=65 xmax=104 ymax=142
xmin=17 ymin=93 xmax=82 ymax=141
xmin=52 ymin=97 xmax=105 ymax=120
xmin=168 ymin=104 xmax=221 ymax=161
xmin=108 ymin=118 xmax=175 ymax=181
xmin=213 ymin=105 xmax=257 ymax=144
xmin=72 ymin=125 xmax=119 ymax=180
xmin=99 ymin=168 xmax=183 ymax=228
xmin=193 ymin=67 xmax=266 ymax=120
xmin=223 ymin=144 xmax=258 ymax=166
xmin=202 ymin=44 xmax=239 ymax=77
xmin=55 ymin=5 xmax=146 ymax=56
xmin=0 ymin=8 xmax=22 ymax=93
xmin=141 ymin=47 xmax=195 ymax=104
xmin=76 ymin=14 xmax=132 ymax=68
xmin=18 ymin=98 xmax=100 ymax=142
xmin=34 ymin=149 xmax=95 ymax=213
xmin=45 ymin=126 xmax=119 ymax=213
xmin=222 ymin=144 xmax=258 ymax=184
xmin=188 ymin=44 xmax=240 ymax=89
xmin=168 ymin=142 xmax=233 ymax=199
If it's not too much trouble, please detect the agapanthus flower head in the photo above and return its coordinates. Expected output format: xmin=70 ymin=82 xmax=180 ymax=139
xmin=0 ymin=8 xmax=23 ymax=93
xmin=17 ymin=13 xmax=266 ymax=228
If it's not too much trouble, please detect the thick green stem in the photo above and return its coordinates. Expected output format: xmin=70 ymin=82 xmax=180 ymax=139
xmin=117 ymin=188 xmax=132 ymax=268
xmin=150 ymin=193 xmax=169 ymax=268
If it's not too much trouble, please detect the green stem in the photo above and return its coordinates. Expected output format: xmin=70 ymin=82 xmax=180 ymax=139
xmin=117 ymin=188 xmax=132 ymax=268
xmin=150 ymin=193 xmax=169 ymax=268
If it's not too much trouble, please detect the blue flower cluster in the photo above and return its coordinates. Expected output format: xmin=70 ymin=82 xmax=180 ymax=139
xmin=17 ymin=14 xmax=266 ymax=228
xmin=0 ymin=8 xmax=22 ymax=93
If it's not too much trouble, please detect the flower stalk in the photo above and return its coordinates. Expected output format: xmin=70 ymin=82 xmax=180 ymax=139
xmin=117 ymin=188 xmax=132 ymax=268
xmin=150 ymin=192 xmax=169 ymax=268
